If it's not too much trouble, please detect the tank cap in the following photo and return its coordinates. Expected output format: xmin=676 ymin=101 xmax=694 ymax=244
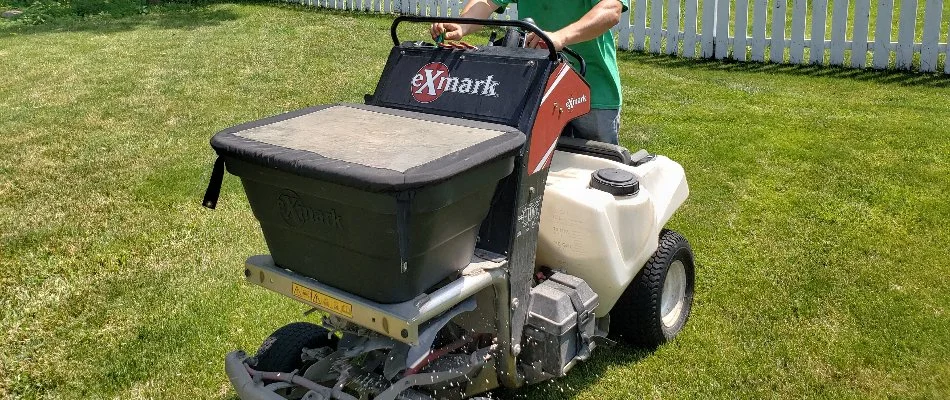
xmin=590 ymin=168 xmax=639 ymax=196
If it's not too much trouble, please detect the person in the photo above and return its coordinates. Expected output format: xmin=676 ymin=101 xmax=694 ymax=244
xmin=431 ymin=0 xmax=628 ymax=145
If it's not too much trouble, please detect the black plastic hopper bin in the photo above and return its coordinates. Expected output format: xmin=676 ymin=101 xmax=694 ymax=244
xmin=209 ymin=104 xmax=525 ymax=303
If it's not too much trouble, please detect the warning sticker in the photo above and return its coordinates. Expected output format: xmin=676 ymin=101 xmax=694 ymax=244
xmin=291 ymin=283 xmax=353 ymax=318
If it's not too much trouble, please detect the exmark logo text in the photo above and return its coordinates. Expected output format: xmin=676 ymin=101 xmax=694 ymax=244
xmin=278 ymin=190 xmax=342 ymax=229
xmin=410 ymin=62 xmax=501 ymax=103
xmin=565 ymin=94 xmax=588 ymax=110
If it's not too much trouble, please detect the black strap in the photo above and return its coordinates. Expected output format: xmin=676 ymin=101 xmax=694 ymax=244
xmin=395 ymin=192 xmax=414 ymax=274
xmin=202 ymin=157 xmax=225 ymax=210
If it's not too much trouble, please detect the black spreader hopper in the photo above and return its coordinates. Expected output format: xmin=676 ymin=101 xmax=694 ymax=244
xmin=206 ymin=104 xmax=525 ymax=303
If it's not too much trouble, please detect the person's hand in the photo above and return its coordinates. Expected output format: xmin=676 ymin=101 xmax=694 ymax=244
xmin=525 ymin=31 xmax=565 ymax=51
xmin=430 ymin=23 xmax=466 ymax=41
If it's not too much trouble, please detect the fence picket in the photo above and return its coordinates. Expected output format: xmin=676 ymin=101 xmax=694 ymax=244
xmin=715 ymin=0 xmax=730 ymax=58
xmin=873 ymin=0 xmax=894 ymax=69
xmin=852 ymin=0 xmax=871 ymax=67
xmin=809 ymin=0 xmax=828 ymax=63
xmin=633 ymin=0 xmax=648 ymax=50
xmin=666 ymin=0 xmax=682 ymax=54
xmin=734 ymin=0 xmax=749 ymax=60
xmin=770 ymin=0 xmax=787 ymax=62
xmin=919 ymin=0 xmax=943 ymax=71
xmin=303 ymin=0 xmax=948 ymax=74
xmin=650 ymin=0 xmax=664 ymax=52
xmin=896 ymin=0 xmax=918 ymax=69
xmin=751 ymin=0 xmax=766 ymax=61
xmin=829 ymin=0 xmax=848 ymax=64
xmin=789 ymin=0 xmax=806 ymax=63
xmin=702 ymin=0 xmax=717 ymax=57
xmin=448 ymin=0 xmax=458 ymax=16
xmin=946 ymin=22 xmax=950 ymax=73
xmin=505 ymin=4 xmax=517 ymax=19
xmin=619 ymin=8 xmax=632 ymax=50
xmin=683 ymin=0 xmax=699 ymax=57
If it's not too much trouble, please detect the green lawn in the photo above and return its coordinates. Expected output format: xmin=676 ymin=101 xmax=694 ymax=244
xmin=2 ymin=4 xmax=949 ymax=399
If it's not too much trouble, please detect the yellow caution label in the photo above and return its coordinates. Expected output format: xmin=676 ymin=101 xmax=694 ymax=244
xmin=291 ymin=283 xmax=353 ymax=318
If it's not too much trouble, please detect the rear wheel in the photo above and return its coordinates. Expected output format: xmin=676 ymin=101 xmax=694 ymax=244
xmin=253 ymin=321 xmax=337 ymax=373
xmin=609 ymin=229 xmax=695 ymax=348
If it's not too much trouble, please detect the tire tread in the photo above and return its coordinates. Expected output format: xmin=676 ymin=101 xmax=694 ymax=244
xmin=608 ymin=229 xmax=694 ymax=348
xmin=253 ymin=322 xmax=335 ymax=373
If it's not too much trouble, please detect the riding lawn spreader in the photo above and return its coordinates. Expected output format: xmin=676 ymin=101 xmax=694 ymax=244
xmin=202 ymin=16 xmax=694 ymax=400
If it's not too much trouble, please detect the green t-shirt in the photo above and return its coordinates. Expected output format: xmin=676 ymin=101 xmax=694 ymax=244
xmin=490 ymin=0 xmax=629 ymax=109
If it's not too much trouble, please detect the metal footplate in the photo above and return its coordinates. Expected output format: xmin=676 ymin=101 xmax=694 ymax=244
xmin=243 ymin=253 xmax=507 ymax=345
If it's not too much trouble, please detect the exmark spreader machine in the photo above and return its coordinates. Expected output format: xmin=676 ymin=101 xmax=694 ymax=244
xmin=202 ymin=16 xmax=695 ymax=400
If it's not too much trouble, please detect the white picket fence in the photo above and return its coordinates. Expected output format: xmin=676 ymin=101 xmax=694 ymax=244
xmin=295 ymin=0 xmax=950 ymax=74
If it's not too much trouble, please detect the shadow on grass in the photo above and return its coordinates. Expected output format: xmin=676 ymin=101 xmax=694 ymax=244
xmin=489 ymin=346 xmax=653 ymax=399
xmin=0 ymin=4 xmax=240 ymax=36
xmin=217 ymin=345 xmax=652 ymax=400
xmin=620 ymin=51 xmax=950 ymax=88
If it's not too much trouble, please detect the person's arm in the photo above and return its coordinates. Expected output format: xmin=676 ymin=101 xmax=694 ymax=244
xmin=525 ymin=0 xmax=624 ymax=51
xmin=430 ymin=0 xmax=498 ymax=40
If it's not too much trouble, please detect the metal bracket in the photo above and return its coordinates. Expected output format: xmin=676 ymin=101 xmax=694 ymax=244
xmin=244 ymin=253 xmax=506 ymax=345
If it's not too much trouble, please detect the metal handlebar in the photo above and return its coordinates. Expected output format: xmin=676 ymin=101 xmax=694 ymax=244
xmin=560 ymin=46 xmax=586 ymax=77
xmin=390 ymin=15 xmax=559 ymax=61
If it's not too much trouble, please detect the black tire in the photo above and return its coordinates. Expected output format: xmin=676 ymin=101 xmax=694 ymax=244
xmin=609 ymin=229 xmax=695 ymax=348
xmin=253 ymin=322 xmax=337 ymax=373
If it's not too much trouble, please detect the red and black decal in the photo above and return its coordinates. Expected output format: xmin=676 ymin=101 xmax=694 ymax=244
xmin=526 ymin=63 xmax=592 ymax=175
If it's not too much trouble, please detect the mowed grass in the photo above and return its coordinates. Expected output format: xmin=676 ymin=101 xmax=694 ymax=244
xmin=1 ymin=4 xmax=949 ymax=399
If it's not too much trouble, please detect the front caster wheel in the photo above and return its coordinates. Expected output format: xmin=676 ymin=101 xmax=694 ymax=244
xmin=253 ymin=322 xmax=337 ymax=373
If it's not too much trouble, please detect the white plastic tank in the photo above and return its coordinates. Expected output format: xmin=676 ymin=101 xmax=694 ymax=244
xmin=535 ymin=151 xmax=689 ymax=316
